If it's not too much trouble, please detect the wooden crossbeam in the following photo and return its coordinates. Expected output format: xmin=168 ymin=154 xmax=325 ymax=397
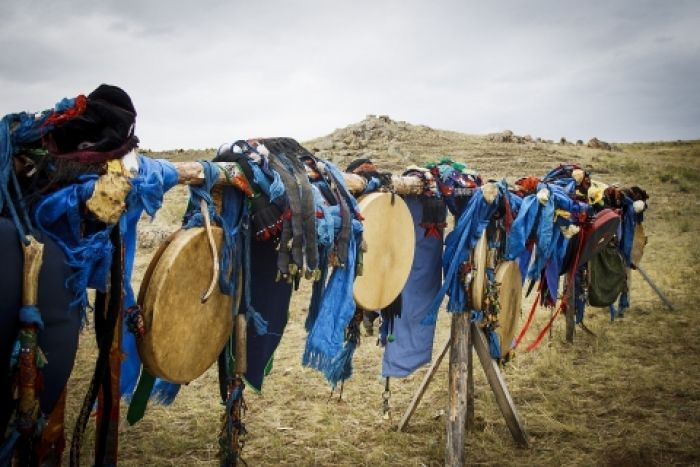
xmin=171 ymin=161 xmax=424 ymax=196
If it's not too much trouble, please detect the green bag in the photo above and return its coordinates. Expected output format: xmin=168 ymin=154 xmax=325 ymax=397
xmin=588 ymin=242 xmax=627 ymax=307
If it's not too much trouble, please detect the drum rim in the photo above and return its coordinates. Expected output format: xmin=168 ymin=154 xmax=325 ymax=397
xmin=353 ymin=192 xmax=416 ymax=310
xmin=137 ymin=227 xmax=233 ymax=383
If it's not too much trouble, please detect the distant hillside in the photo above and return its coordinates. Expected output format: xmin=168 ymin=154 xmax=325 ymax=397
xmin=144 ymin=115 xmax=698 ymax=182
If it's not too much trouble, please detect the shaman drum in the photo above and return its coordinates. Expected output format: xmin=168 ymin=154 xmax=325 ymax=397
xmin=494 ymin=260 xmax=522 ymax=358
xmin=353 ymin=192 xmax=415 ymax=310
xmin=137 ymin=227 xmax=234 ymax=384
xmin=469 ymin=230 xmax=488 ymax=310
xmin=631 ymin=223 xmax=647 ymax=266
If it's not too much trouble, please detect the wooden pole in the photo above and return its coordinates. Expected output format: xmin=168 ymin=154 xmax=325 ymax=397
xmin=170 ymin=161 xmax=425 ymax=196
xmin=471 ymin=323 xmax=529 ymax=447
xmin=445 ymin=313 xmax=471 ymax=467
xmin=565 ymin=275 xmax=575 ymax=343
xmin=397 ymin=337 xmax=451 ymax=432
xmin=635 ymin=265 xmax=676 ymax=311
xmin=466 ymin=328 xmax=475 ymax=432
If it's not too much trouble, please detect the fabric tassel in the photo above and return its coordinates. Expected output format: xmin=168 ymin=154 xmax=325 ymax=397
xmin=302 ymin=223 xmax=362 ymax=383
xmin=0 ymin=431 xmax=20 ymax=465
xmin=150 ymin=381 xmax=181 ymax=405
xmin=419 ymin=197 xmax=447 ymax=239
xmin=324 ymin=335 xmax=358 ymax=387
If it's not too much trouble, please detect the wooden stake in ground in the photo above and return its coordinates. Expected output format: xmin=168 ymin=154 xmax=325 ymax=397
xmin=471 ymin=323 xmax=529 ymax=448
xmin=446 ymin=313 xmax=471 ymax=467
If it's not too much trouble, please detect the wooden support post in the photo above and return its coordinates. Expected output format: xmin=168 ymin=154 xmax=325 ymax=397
xmin=397 ymin=337 xmax=451 ymax=432
xmin=471 ymin=323 xmax=530 ymax=447
xmin=445 ymin=313 xmax=471 ymax=467
xmin=466 ymin=327 xmax=475 ymax=432
xmin=565 ymin=275 xmax=575 ymax=343
xmin=235 ymin=313 xmax=248 ymax=374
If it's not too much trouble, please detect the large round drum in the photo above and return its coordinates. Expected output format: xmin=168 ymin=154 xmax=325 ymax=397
xmin=469 ymin=230 xmax=488 ymax=310
xmin=494 ymin=260 xmax=522 ymax=358
xmin=137 ymin=227 xmax=234 ymax=384
xmin=353 ymin=193 xmax=415 ymax=310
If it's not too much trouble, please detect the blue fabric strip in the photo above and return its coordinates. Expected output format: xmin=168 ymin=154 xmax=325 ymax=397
xmin=382 ymin=196 xmax=443 ymax=378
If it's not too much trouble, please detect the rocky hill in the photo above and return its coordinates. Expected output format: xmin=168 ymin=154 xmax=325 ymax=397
xmin=303 ymin=114 xmax=613 ymax=179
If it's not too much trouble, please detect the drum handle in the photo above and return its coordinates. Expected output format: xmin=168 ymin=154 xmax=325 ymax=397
xmin=235 ymin=313 xmax=247 ymax=374
xmin=200 ymin=199 xmax=220 ymax=303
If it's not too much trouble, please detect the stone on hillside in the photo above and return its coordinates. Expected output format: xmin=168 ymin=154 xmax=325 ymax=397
xmin=487 ymin=129 xmax=533 ymax=144
xmin=587 ymin=137 xmax=612 ymax=151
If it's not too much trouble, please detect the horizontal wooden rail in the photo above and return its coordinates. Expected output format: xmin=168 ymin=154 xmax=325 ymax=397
xmin=170 ymin=161 xmax=425 ymax=196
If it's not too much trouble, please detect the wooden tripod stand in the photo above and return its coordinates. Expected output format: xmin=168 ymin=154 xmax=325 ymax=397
xmin=397 ymin=313 xmax=529 ymax=466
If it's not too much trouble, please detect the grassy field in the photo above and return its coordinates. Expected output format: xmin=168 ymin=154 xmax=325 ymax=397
xmin=65 ymin=127 xmax=700 ymax=466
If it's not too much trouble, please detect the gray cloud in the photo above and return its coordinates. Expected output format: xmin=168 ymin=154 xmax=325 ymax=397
xmin=1 ymin=0 xmax=698 ymax=149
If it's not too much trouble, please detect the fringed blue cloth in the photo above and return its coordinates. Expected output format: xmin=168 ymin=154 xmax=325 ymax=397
xmin=120 ymin=156 xmax=178 ymax=397
xmin=422 ymin=188 xmax=498 ymax=324
xmin=504 ymin=194 xmax=540 ymax=262
xmin=305 ymin=183 xmax=339 ymax=332
xmin=619 ymin=195 xmax=636 ymax=266
xmin=302 ymin=218 xmax=362 ymax=387
xmin=1 ymin=100 xmax=79 ymax=243
xmin=505 ymin=183 xmax=590 ymax=300
xmin=33 ymin=176 xmax=114 ymax=313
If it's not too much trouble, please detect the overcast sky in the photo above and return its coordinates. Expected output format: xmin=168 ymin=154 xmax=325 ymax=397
xmin=1 ymin=0 xmax=698 ymax=150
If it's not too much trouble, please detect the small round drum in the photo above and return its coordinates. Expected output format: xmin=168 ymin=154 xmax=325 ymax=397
xmin=494 ymin=260 xmax=522 ymax=358
xmin=137 ymin=227 xmax=234 ymax=384
xmin=353 ymin=192 xmax=415 ymax=310
xmin=469 ymin=230 xmax=488 ymax=310
xmin=631 ymin=223 xmax=647 ymax=266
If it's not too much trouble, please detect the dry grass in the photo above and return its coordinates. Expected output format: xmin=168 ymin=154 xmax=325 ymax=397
xmin=64 ymin=133 xmax=700 ymax=466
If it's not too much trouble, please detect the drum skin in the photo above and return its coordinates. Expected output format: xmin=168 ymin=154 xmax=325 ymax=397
xmin=494 ymin=261 xmax=522 ymax=358
xmin=631 ymin=223 xmax=647 ymax=266
xmin=137 ymin=227 xmax=233 ymax=384
xmin=469 ymin=231 xmax=488 ymax=310
xmin=353 ymin=193 xmax=415 ymax=310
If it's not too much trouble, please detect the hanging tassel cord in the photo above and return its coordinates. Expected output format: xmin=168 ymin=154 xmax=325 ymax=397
xmin=513 ymin=280 xmax=542 ymax=349
xmin=526 ymin=222 xmax=586 ymax=352
xmin=382 ymin=377 xmax=392 ymax=422
xmin=70 ymin=227 xmax=122 ymax=467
